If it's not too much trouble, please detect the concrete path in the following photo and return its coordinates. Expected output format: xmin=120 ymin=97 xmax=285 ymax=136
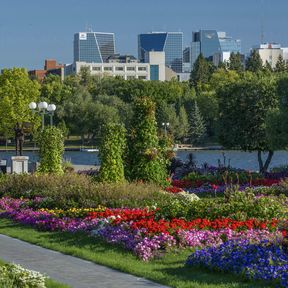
xmin=0 ymin=234 xmax=169 ymax=288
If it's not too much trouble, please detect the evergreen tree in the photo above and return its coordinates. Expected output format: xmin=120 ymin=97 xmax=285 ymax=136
xmin=263 ymin=61 xmax=273 ymax=73
xmin=175 ymin=106 xmax=189 ymax=142
xmin=190 ymin=54 xmax=213 ymax=87
xmin=275 ymin=55 xmax=286 ymax=72
xmin=246 ymin=50 xmax=263 ymax=72
xmin=228 ymin=52 xmax=244 ymax=73
xmin=189 ymin=101 xmax=206 ymax=145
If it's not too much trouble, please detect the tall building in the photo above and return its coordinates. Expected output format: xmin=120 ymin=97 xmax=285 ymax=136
xmin=191 ymin=30 xmax=241 ymax=66
xmin=74 ymin=32 xmax=115 ymax=63
xmin=138 ymin=32 xmax=183 ymax=73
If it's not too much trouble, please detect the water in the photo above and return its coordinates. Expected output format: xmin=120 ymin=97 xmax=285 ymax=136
xmin=1 ymin=150 xmax=288 ymax=172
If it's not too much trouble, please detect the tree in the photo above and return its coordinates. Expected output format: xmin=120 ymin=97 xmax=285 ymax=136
xmin=99 ymin=123 xmax=126 ymax=183
xmin=190 ymin=54 xmax=214 ymax=88
xmin=228 ymin=52 xmax=244 ymax=73
xmin=245 ymin=50 xmax=263 ymax=72
xmin=263 ymin=61 xmax=273 ymax=73
xmin=175 ymin=106 xmax=190 ymax=142
xmin=218 ymin=74 xmax=278 ymax=173
xmin=188 ymin=101 xmax=206 ymax=145
xmin=275 ymin=55 xmax=287 ymax=72
xmin=0 ymin=68 xmax=40 ymax=138
xmin=126 ymin=97 xmax=167 ymax=184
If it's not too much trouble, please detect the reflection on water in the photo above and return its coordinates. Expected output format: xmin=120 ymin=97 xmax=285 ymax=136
xmin=1 ymin=150 xmax=288 ymax=172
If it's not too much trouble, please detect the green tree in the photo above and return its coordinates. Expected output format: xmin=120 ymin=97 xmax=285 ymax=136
xmin=228 ymin=52 xmax=244 ymax=73
xmin=175 ymin=106 xmax=190 ymax=142
xmin=275 ymin=54 xmax=287 ymax=72
xmin=99 ymin=123 xmax=126 ymax=183
xmin=218 ymin=74 xmax=278 ymax=173
xmin=0 ymin=68 xmax=40 ymax=138
xmin=190 ymin=54 xmax=214 ymax=88
xmin=37 ymin=126 xmax=64 ymax=174
xmin=126 ymin=97 xmax=167 ymax=184
xmin=188 ymin=101 xmax=206 ymax=145
xmin=263 ymin=61 xmax=273 ymax=73
xmin=246 ymin=50 xmax=263 ymax=72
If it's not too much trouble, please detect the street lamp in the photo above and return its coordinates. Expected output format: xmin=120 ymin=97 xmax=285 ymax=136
xmin=29 ymin=101 xmax=57 ymax=131
xmin=162 ymin=122 xmax=170 ymax=137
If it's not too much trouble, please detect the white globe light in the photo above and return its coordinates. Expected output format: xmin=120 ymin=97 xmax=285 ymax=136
xmin=29 ymin=102 xmax=37 ymax=110
xmin=167 ymin=123 xmax=170 ymax=126
xmin=38 ymin=101 xmax=48 ymax=110
xmin=47 ymin=104 xmax=56 ymax=112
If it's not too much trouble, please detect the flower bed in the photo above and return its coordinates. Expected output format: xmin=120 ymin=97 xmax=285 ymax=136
xmin=186 ymin=239 xmax=288 ymax=288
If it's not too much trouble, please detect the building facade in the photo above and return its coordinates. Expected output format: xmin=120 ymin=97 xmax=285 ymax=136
xmin=191 ymin=30 xmax=241 ymax=66
xmin=74 ymin=32 xmax=115 ymax=63
xmin=70 ymin=51 xmax=167 ymax=81
xmin=253 ymin=43 xmax=286 ymax=68
xmin=138 ymin=32 xmax=183 ymax=73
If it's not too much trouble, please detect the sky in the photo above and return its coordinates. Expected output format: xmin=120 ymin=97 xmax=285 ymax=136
xmin=0 ymin=0 xmax=287 ymax=70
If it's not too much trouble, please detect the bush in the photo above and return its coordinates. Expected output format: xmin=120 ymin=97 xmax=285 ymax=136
xmin=99 ymin=123 xmax=126 ymax=183
xmin=0 ymin=263 xmax=46 ymax=288
xmin=37 ymin=127 xmax=64 ymax=174
xmin=0 ymin=174 xmax=173 ymax=209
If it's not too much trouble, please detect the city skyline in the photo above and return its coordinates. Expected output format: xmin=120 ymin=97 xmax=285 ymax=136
xmin=0 ymin=0 xmax=287 ymax=69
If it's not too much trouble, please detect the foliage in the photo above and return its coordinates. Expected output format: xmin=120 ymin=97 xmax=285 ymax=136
xmin=126 ymin=97 xmax=168 ymax=184
xmin=37 ymin=127 xmax=64 ymax=174
xmin=217 ymin=74 xmax=279 ymax=172
xmin=245 ymin=50 xmax=263 ymax=72
xmin=275 ymin=54 xmax=287 ymax=73
xmin=0 ymin=263 xmax=46 ymax=288
xmin=188 ymin=101 xmax=206 ymax=144
xmin=99 ymin=123 xmax=126 ymax=183
xmin=228 ymin=52 xmax=244 ymax=73
xmin=0 ymin=68 xmax=40 ymax=138
xmin=190 ymin=54 xmax=214 ymax=88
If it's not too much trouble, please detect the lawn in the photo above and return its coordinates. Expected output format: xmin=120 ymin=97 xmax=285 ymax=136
xmin=0 ymin=218 xmax=273 ymax=288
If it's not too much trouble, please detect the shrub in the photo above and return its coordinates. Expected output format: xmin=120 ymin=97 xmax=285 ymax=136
xmin=37 ymin=127 xmax=64 ymax=174
xmin=99 ymin=123 xmax=126 ymax=183
xmin=126 ymin=97 xmax=168 ymax=185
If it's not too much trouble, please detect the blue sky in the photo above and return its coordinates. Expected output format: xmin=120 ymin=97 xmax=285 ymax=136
xmin=0 ymin=0 xmax=287 ymax=69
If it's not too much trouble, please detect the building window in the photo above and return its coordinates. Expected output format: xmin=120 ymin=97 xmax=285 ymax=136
xmin=138 ymin=76 xmax=147 ymax=80
xmin=92 ymin=67 xmax=101 ymax=71
xmin=104 ymin=67 xmax=113 ymax=71
xmin=115 ymin=66 xmax=124 ymax=71
xmin=127 ymin=76 xmax=136 ymax=79
xmin=150 ymin=65 xmax=159 ymax=81
xmin=126 ymin=67 xmax=135 ymax=71
xmin=137 ymin=66 xmax=147 ymax=71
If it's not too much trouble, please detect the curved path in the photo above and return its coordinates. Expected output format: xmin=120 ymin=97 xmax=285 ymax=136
xmin=0 ymin=234 xmax=169 ymax=288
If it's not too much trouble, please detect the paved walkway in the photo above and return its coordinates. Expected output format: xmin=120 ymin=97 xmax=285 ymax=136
xmin=0 ymin=234 xmax=169 ymax=288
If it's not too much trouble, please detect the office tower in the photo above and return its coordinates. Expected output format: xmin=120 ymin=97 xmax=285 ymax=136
xmin=74 ymin=32 xmax=115 ymax=63
xmin=191 ymin=30 xmax=241 ymax=66
xmin=138 ymin=32 xmax=183 ymax=73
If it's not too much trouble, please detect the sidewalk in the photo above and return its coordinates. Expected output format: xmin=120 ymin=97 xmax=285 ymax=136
xmin=0 ymin=234 xmax=169 ymax=288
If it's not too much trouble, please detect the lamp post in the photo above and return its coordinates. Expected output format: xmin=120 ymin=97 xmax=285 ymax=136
xmin=162 ymin=122 xmax=169 ymax=137
xmin=29 ymin=101 xmax=57 ymax=131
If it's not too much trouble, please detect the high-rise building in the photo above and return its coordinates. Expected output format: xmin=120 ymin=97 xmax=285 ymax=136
xmin=74 ymin=32 xmax=115 ymax=63
xmin=191 ymin=30 xmax=241 ymax=66
xmin=138 ymin=32 xmax=183 ymax=73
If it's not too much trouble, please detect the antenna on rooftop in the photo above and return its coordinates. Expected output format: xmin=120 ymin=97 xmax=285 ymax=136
xmin=260 ymin=0 xmax=264 ymax=44
xmin=85 ymin=22 xmax=93 ymax=32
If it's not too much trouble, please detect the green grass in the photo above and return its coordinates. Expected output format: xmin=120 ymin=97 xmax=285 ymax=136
xmin=0 ymin=218 xmax=274 ymax=288
xmin=0 ymin=256 xmax=70 ymax=288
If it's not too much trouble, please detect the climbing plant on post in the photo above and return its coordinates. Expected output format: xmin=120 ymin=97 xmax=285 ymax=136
xmin=99 ymin=122 xmax=126 ymax=183
xmin=126 ymin=97 xmax=168 ymax=184
xmin=37 ymin=126 xmax=64 ymax=174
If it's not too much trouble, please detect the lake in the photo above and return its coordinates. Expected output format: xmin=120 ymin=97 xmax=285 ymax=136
xmin=1 ymin=150 xmax=288 ymax=172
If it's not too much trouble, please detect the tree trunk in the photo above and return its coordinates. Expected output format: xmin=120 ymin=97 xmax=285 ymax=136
xmin=257 ymin=150 xmax=274 ymax=174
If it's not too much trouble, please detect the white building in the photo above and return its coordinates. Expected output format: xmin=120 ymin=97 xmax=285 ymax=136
xmin=66 ymin=51 xmax=168 ymax=81
xmin=254 ymin=43 xmax=283 ymax=68
xmin=213 ymin=51 xmax=231 ymax=66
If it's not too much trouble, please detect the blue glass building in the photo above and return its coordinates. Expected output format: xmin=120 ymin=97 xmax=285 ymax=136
xmin=74 ymin=32 xmax=115 ymax=63
xmin=138 ymin=32 xmax=183 ymax=73
xmin=191 ymin=30 xmax=241 ymax=66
